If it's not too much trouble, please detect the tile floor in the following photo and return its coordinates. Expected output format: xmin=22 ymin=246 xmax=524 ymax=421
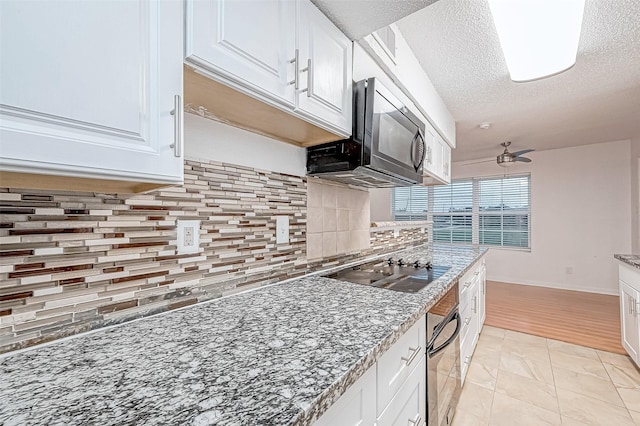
xmin=453 ymin=326 xmax=640 ymax=426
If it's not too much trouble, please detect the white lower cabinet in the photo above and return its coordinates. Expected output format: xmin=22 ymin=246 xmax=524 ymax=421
xmin=0 ymin=0 xmax=184 ymax=192
xmin=377 ymin=359 xmax=426 ymax=426
xmin=619 ymin=263 xmax=640 ymax=367
xmin=313 ymin=364 xmax=377 ymax=426
xmin=312 ymin=315 xmax=427 ymax=426
xmin=459 ymin=256 xmax=487 ymax=384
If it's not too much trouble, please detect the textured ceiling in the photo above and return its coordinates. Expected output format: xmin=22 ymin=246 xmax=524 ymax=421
xmin=311 ymin=0 xmax=439 ymax=40
xmin=396 ymin=0 xmax=640 ymax=161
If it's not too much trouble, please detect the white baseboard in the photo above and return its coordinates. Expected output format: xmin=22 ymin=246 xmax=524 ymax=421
xmin=487 ymin=275 xmax=619 ymax=296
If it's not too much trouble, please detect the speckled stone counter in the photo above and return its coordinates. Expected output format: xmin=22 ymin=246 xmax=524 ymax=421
xmin=0 ymin=245 xmax=486 ymax=426
xmin=615 ymin=254 xmax=640 ymax=270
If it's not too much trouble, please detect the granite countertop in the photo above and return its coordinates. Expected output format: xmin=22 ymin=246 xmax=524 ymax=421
xmin=0 ymin=245 xmax=486 ymax=426
xmin=615 ymin=254 xmax=640 ymax=270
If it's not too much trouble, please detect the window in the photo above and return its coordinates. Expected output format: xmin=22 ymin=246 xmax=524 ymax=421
xmin=392 ymin=174 xmax=531 ymax=249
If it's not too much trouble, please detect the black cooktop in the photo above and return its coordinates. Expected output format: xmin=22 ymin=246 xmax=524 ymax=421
xmin=326 ymin=258 xmax=450 ymax=293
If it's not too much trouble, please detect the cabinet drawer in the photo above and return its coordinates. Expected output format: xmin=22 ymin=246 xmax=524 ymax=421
xmin=377 ymin=356 xmax=426 ymax=426
xmin=460 ymin=327 xmax=477 ymax=384
xmin=313 ymin=363 xmax=376 ymax=426
xmin=620 ymin=263 xmax=640 ymax=291
xmin=377 ymin=316 xmax=426 ymax=415
xmin=459 ymin=303 xmax=473 ymax=347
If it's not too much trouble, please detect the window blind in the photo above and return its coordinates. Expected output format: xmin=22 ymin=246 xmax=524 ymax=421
xmin=392 ymin=186 xmax=428 ymax=221
xmin=431 ymin=180 xmax=473 ymax=244
xmin=478 ymin=175 xmax=530 ymax=248
xmin=392 ymin=174 xmax=531 ymax=249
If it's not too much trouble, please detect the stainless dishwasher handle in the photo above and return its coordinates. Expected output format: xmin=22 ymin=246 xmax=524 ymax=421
xmin=170 ymin=94 xmax=182 ymax=158
xmin=401 ymin=346 xmax=421 ymax=366
xmin=408 ymin=413 xmax=421 ymax=425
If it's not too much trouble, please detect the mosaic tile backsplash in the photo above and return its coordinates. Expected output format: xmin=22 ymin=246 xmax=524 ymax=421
xmin=0 ymin=158 xmax=429 ymax=353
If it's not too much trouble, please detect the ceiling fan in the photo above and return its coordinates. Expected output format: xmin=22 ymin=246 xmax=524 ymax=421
xmin=464 ymin=142 xmax=535 ymax=167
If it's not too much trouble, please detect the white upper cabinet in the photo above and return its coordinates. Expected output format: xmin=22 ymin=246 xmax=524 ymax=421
xmin=0 ymin=0 xmax=184 ymax=191
xmin=422 ymin=123 xmax=451 ymax=185
xmin=297 ymin=0 xmax=353 ymax=135
xmin=185 ymin=0 xmax=352 ymax=140
xmin=185 ymin=0 xmax=296 ymax=108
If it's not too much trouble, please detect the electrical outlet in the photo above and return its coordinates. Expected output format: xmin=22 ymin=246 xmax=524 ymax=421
xmin=184 ymin=226 xmax=194 ymax=246
xmin=565 ymin=266 xmax=573 ymax=275
xmin=177 ymin=220 xmax=200 ymax=254
xmin=276 ymin=216 xmax=289 ymax=244
xmin=393 ymin=229 xmax=400 ymax=238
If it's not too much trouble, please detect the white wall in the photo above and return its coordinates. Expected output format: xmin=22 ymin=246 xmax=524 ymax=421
xmin=184 ymin=113 xmax=307 ymax=176
xmin=630 ymin=136 xmax=640 ymax=253
xmin=453 ymin=140 xmax=632 ymax=295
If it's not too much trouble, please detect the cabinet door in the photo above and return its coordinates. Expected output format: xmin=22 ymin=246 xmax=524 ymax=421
xmin=479 ymin=265 xmax=487 ymax=327
xmin=377 ymin=358 xmax=426 ymax=426
xmin=185 ymin=0 xmax=296 ymax=107
xmin=297 ymin=0 xmax=352 ymax=136
xmin=0 ymin=0 xmax=183 ymax=184
xmin=620 ymin=281 xmax=640 ymax=362
xmin=313 ymin=364 xmax=376 ymax=426
xmin=442 ymin=140 xmax=451 ymax=183
xmin=422 ymin=125 xmax=439 ymax=178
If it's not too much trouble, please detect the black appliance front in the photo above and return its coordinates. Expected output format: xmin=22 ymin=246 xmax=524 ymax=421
xmin=427 ymin=283 xmax=462 ymax=426
xmin=306 ymin=78 xmax=426 ymax=188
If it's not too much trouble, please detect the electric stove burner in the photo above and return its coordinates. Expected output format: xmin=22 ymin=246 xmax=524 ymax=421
xmin=326 ymin=258 xmax=449 ymax=293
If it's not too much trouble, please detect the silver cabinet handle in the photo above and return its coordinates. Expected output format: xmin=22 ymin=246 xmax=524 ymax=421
xmin=463 ymin=281 xmax=471 ymax=289
xmin=426 ymin=146 xmax=432 ymax=165
xmin=288 ymin=49 xmax=299 ymax=89
xmin=408 ymin=413 xmax=421 ymax=426
xmin=401 ymin=346 xmax=421 ymax=366
xmin=474 ymin=271 xmax=480 ymax=276
xmin=464 ymin=355 xmax=471 ymax=365
xmin=635 ymin=300 xmax=640 ymax=316
xmin=169 ymin=94 xmax=182 ymax=158
xmin=299 ymin=58 xmax=312 ymax=97
xmin=464 ymin=317 xmax=471 ymax=326
xmin=472 ymin=296 xmax=477 ymax=313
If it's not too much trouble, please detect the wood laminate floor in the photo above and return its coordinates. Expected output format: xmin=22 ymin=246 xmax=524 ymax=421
xmin=485 ymin=281 xmax=625 ymax=354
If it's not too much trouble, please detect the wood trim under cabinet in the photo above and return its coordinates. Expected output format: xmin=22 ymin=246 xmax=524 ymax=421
xmin=0 ymin=171 xmax=167 ymax=194
xmin=183 ymin=66 xmax=343 ymax=147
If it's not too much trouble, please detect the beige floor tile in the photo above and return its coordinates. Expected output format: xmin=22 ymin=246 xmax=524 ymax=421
xmin=556 ymin=387 xmax=635 ymax=426
xmin=480 ymin=325 xmax=505 ymax=339
xmin=503 ymin=330 xmax=548 ymax=347
xmin=560 ymin=417 xmax=592 ymax=426
xmin=549 ymin=350 xmax=609 ymax=380
xmin=604 ymin=362 xmax=640 ymax=389
xmin=465 ymin=353 xmax=500 ymax=391
xmin=629 ymin=410 xmax=640 ymax=425
xmin=500 ymin=350 xmax=555 ymax=385
xmin=452 ymin=407 xmax=489 ymax=426
xmin=494 ymin=369 xmax=558 ymax=413
xmin=597 ymin=350 xmax=637 ymax=369
xmin=618 ymin=387 xmax=640 ymax=412
xmin=547 ymin=339 xmax=599 ymax=360
xmin=502 ymin=338 xmax=550 ymax=361
xmin=476 ymin=334 xmax=504 ymax=354
xmin=457 ymin=381 xmax=494 ymax=421
xmin=552 ymin=365 xmax=624 ymax=407
xmin=489 ymin=392 xmax=561 ymax=426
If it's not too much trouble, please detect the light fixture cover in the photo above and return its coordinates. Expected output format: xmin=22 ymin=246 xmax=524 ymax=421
xmin=488 ymin=0 xmax=586 ymax=82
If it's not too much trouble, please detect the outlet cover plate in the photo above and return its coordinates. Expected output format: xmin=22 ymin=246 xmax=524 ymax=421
xmin=276 ymin=216 xmax=289 ymax=244
xmin=177 ymin=220 xmax=200 ymax=254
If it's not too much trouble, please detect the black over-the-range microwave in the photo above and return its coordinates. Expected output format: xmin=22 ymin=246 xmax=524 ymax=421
xmin=306 ymin=78 xmax=426 ymax=188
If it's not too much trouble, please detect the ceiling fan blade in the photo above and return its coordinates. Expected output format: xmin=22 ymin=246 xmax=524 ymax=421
xmin=515 ymin=157 xmax=532 ymax=163
xmin=460 ymin=159 xmax=494 ymax=166
xmin=511 ymin=149 xmax=535 ymax=156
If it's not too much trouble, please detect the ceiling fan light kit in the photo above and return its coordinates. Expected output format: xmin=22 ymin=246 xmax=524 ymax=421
xmin=496 ymin=141 xmax=534 ymax=167
xmin=488 ymin=0 xmax=586 ymax=82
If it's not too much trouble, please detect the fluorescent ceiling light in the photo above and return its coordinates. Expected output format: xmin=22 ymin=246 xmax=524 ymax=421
xmin=488 ymin=0 xmax=586 ymax=82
